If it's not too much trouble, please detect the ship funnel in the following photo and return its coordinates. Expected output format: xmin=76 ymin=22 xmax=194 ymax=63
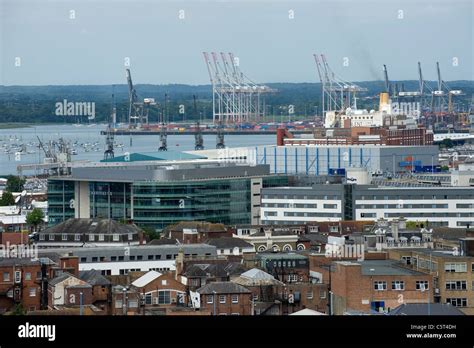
xmin=379 ymin=92 xmax=389 ymax=112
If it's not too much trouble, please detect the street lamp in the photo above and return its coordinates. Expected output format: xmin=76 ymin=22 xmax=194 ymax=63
xmin=80 ymin=291 xmax=83 ymax=316
xmin=212 ymin=290 xmax=216 ymax=316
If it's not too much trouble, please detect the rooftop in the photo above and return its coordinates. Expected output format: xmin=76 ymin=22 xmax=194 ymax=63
xmin=388 ymin=303 xmax=465 ymax=316
xmin=42 ymin=218 xmax=142 ymax=236
xmin=206 ymin=237 xmax=254 ymax=249
xmin=100 ymin=151 xmax=206 ymax=163
xmin=197 ymin=282 xmax=251 ymax=295
xmin=339 ymin=260 xmax=429 ymax=276
xmin=131 ymin=270 xmax=162 ymax=288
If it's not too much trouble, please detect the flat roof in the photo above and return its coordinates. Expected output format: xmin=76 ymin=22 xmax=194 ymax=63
xmin=342 ymin=260 xmax=429 ymax=276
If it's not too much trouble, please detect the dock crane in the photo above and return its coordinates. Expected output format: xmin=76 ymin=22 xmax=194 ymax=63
xmin=104 ymin=90 xmax=116 ymax=160
xmin=158 ymin=93 xmax=168 ymax=151
xmin=383 ymin=64 xmax=390 ymax=94
xmin=126 ymin=68 xmax=155 ymax=129
xmin=216 ymin=121 xmax=225 ymax=149
xmin=193 ymin=95 xmax=204 ymax=150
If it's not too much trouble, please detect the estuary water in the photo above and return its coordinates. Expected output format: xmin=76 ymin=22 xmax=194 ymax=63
xmin=0 ymin=124 xmax=275 ymax=175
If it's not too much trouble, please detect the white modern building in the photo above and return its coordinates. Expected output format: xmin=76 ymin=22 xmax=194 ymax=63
xmin=260 ymin=184 xmax=474 ymax=228
xmin=260 ymin=185 xmax=345 ymax=225
xmin=39 ymin=244 xmax=217 ymax=276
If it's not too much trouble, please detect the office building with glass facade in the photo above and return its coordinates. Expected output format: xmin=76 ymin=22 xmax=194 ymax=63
xmin=48 ymin=160 xmax=287 ymax=232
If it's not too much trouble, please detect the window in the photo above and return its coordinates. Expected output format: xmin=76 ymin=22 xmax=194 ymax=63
xmin=3 ymin=272 xmax=10 ymax=281
xmin=111 ymin=256 xmax=117 ymax=261
xmin=115 ymin=299 xmax=123 ymax=309
xmin=148 ymin=255 xmax=154 ymax=260
xmin=74 ymin=234 xmax=81 ymax=241
xmin=130 ymin=256 xmax=135 ymax=261
xmin=444 ymin=263 xmax=467 ymax=273
xmin=416 ymin=281 xmax=429 ymax=291
xmin=61 ymin=234 xmax=67 ymax=241
xmin=36 ymin=271 xmax=42 ymax=279
xmin=161 ymin=280 xmax=167 ymax=286
xmin=306 ymin=291 xmax=313 ymax=299
xmin=391 ymin=281 xmax=405 ymax=290
xmin=25 ymin=272 xmax=31 ymax=281
xmin=166 ymin=255 xmax=172 ymax=260
xmin=207 ymin=295 xmax=214 ymax=304
xmin=89 ymin=234 xmax=95 ymax=242
xmin=29 ymin=288 xmax=36 ymax=297
xmin=445 ymin=281 xmax=467 ymax=291
xmin=128 ymin=300 xmax=138 ymax=308
xmin=446 ymin=298 xmax=467 ymax=307
xmin=287 ymin=274 xmax=298 ymax=282
xmin=219 ymin=295 xmax=226 ymax=304
xmin=98 ymin=234 xmax=105 ymax=241
xmin=145 ymin=293 xmax=152 ymax=305
xmin=232 ymin=295 xmax=239 ymax=303
xmin=374 ymin=281 xmax=387 ymax=291
xmin=118 ymin=256 xmax=124 ymax=261
xmin=92 ymin=257 xmax=98 ymax=262
xmin=14 ymin=271 xmax=21 ymax=283
xmin=320 ymin=290 xmax=326 ymax=299
xmin=128 ymin=233 xmax=133 ymax=241
xmin=158 ymin=291 xmax=171 ymax=305
xmin=112 ymin=234 xmax=119 ymax=241
xmin=80 ymin=257 xmax=87 ymax=262
xmin=137 ymin=256 xmax=143 ymax=261
xmin=39 ymin=234 xmax=45 ymax=241
xmin=49 ymin=234 xmax=54 ymax=241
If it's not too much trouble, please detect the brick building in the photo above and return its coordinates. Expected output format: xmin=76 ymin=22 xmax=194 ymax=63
xmin=330 ymin=260 xmax=433 ymax=315
xmin=48 ymin=272 xmax=93 ymax=308
xmin=162 ymin=221 xmax=231 ymax=244
xmin=388 ymin=248 xmax=474 ymax=315
xmin=253 ymin=253 xmax=310 ymax=284
xmin=197 ymin=282 xmax=252 ymax=315
xmin=0 ymin=258 xmax=44 ymax=313
xmin=79 ymin=270 xmax=112 ymax=313
xmin=131 ymin=271 xmax=187 ymax=313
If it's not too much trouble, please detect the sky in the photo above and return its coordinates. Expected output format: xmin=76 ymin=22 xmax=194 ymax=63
xmin=1 ymin=0 xmax=473 ymax=85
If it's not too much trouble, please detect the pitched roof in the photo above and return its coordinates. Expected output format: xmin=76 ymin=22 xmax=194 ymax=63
xmin=131 ymin=270 xmax=162 ymax=288
xmin=197 ymin=282 xmax=251 ymax=295
xmin=148 ymin=238 xmax=178 ymax=246
xmin=232 ymin=268 xmax=284 ymax=287
xmin=166 ymin=221 xmax=226 ymax=233
xmin=79 ymin=270 xmax=111 ymax=286
xmin=241 ymin=268 xmax=275 ymax=280
xmin=290 ymin=308 xmax=327 ymax=316
xmin=184 ymin=262 xmax=246 ymax=278
xmin=206 ymin=237 xmax=253 ymax=249
xmin=42 ymin=218 xmax=141 ymax=235
xmin=49 ymin=272 xmax=80 ymax=286
xmin=388 ymin=303 xmax=465 ymax=316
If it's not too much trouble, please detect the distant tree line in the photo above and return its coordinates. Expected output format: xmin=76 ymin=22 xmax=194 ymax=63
xmin=1 ymin=81 xmax=472 ymax=124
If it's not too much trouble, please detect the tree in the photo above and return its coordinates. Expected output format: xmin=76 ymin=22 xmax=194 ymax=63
xmin=0 ymin=191 xmax=15 ymax=206
xmin=26 ymin=208 xmax=45 ymax=231
xmin=141 ymin=226 xmax=160 ymax=241
xmin=439 ymin=138 xmax=454 ymax=149
xmin=6 ymin=175 xmax=26 ymax=192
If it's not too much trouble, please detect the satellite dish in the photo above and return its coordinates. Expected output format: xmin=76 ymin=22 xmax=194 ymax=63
xmin=21 ymin=190 xmax=27 ymax=197
xmin=15 ymin=196 xmax=21 ymax=203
